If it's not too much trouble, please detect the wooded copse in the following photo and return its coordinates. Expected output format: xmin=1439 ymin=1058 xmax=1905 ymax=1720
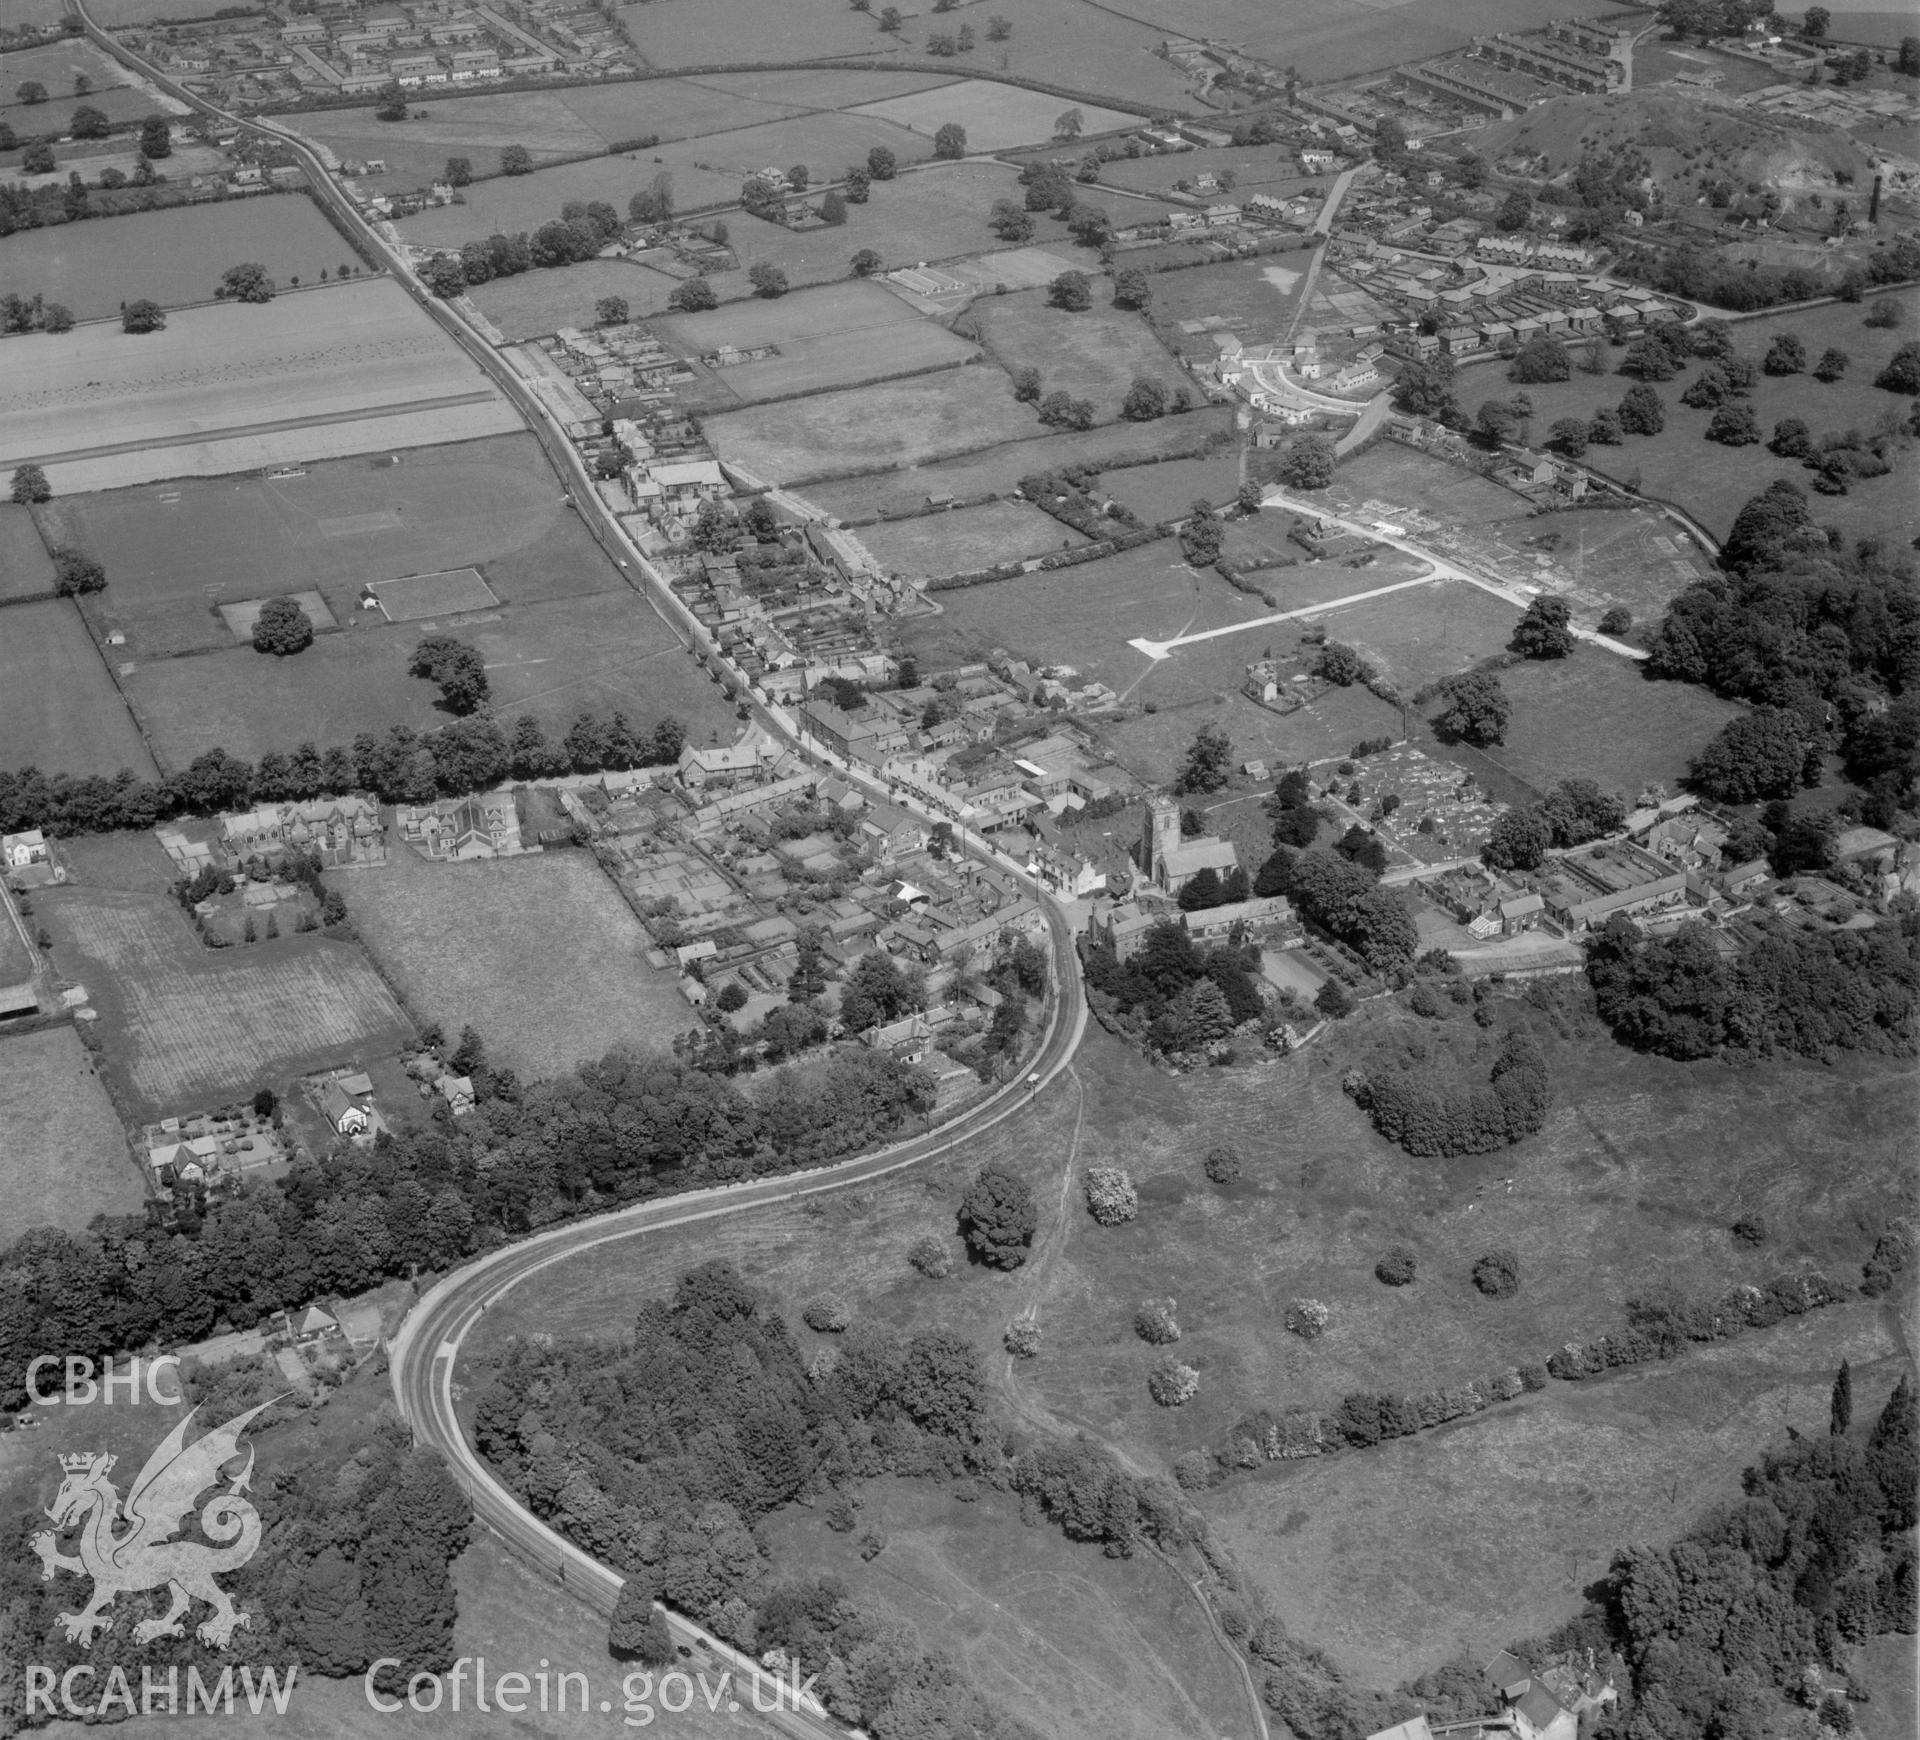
xmin=469 ymin=1260 xmax=1186 ymax=1736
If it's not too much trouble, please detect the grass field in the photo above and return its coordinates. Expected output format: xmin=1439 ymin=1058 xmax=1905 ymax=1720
xmin=0 ymin=196 xmax=351 ymax=321
xmin=847 ymin=79 xmax=1143 ymax=150
xmin=272 ymin=92 xmax=611 ymax=190
xmin=702 ymin=363 xmax=1038 ymax=483
xmin=466 ymin=255 xmax=687 ymax=338
xmin=0 ymin=1025 xmax=144 ymax=1231
xmin=758 ymin=1474 xmax=1250 ymax=1740
xmin=862 ymin=499 xmax=1084 ymax=574
xmin=1327 ymin=442 xmax=1533 ymax=530
xmin=1470 ymin=505 xmax=1718 ymax=630
xmin=1103 ymin=449 xmax=1247 ymax=522
xmin=1512 ymin=288 xmax=1920 ymax=546
xmin=349 ymin=846 xmax=690 ymax=1081
xmin=653 ymin=278 xmax=975 ymax=403
xmin=459 ymin=591 xmax=738 ymax=743
xmin=1095 ymin=147 xmax=1323 ymax=202
xmin=692 ymin=161 xmax=1026 ymax=302
xmin=49 ymin=433 xmax=625 ymax=658
xmin=1421 ymin=645 xmax=1745 ymax=802
xmin=972 ymin=289 xmax=1185 ymax=423
xmin=0 ymin=277 xmax=521 ymax=494
xmin=0 ymin=599 xmax=155 ymax=780
xmin=455 ymin=1008 xmax=1916 ymax=1685
xmin=1207 ymin=1301 xmax=1904 ymax=1684
xmin=0 ymin=503 xmax=56 ymax=602
xmin=799 ymin=409 xmax=1234 ymax=518
xmin=120 ymin=584 xmax=733 ymax=773
xmin=1313 ymin=578 xmax=1523 ymax=695
xmin=39 ymin=832 xmax=412 ymax=1118
xmin=398 ymin=109 xmax=934 ymax=245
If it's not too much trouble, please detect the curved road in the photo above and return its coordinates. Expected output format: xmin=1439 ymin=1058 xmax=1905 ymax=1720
xmin=385 ymin=898 xmax=1085 ymax=1736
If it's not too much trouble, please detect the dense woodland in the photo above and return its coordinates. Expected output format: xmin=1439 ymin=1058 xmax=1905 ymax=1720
xmin=1648 ymin=480 xmax=1920 ymax=818
xmin=1080 ymin=918 xmax=1269 ymax=1052
xmin=470 ymin=1261 xmax=1184 ymax=1738
xmin=0 ymin=1397 xmax=471 ymax=1729
xmin=0 ymin=1044 xmax=931 ymax=1411
xmin=1586 ymin=909 xmax=1920 ymax=1061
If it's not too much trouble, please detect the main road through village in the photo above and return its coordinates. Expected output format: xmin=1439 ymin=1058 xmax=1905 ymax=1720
xmin=62 ymin=19 xmax=1200 ymax=1730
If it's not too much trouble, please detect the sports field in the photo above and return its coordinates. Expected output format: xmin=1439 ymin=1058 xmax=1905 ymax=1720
xmin=0 ymin=278 xmax=522 ymax=495
xmin=702 ymin=365 xmax=1038 ymax=483
xmin=973 ymin=289 xmax=1186 ymax=423
xmin=1512 ymin=288 xmax=1920 ymax=547
xmin=0 ymin=504 xmax=56 ymax=602
xmin=0 ymin=599 xmax=155 ymax=780
xmin=0 ymin=1026 xmax=145 ymax=1233
xmin=0 ymin=196 xmax=353 ymax=321
xmin=50 ymin=434 xmax=625 ymax=657
xmin=847 ymin=80 xmax=1142 ymax=151
xmin=349 ymin=846 xmax=690 ymax=1080
xmin=861 ymin=500 xmax=1085 ymax=576
xmin=39 ymin=835 xmax=413 ymax=1119
xmin=653 ymin=279 xmax=975 ymax=403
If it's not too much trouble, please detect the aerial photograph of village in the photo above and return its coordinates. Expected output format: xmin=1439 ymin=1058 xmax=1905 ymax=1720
xmin=0 ymin=0 xmax=1916 ymax=1732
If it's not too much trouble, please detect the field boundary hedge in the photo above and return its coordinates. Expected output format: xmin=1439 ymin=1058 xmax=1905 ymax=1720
xmin=1199 ymin=1268 xmax=1846 ymax=1484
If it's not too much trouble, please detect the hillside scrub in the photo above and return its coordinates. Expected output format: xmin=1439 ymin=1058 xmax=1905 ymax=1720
xmin=1344 ymin=1028 xmax=1551 ymax=1158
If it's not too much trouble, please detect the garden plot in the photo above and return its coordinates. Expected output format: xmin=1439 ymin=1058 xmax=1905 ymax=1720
xmin=38 ymin=847 xmax=412 ymax=1119
xmin=0 ymin=278 xmax=521 ymax=495
xmin=846 ymin=79 xmax=1143 ymax=151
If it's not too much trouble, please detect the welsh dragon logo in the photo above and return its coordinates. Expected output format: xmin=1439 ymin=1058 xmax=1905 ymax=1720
xmin=31 ymin=1400 xmax=277 ymax=1649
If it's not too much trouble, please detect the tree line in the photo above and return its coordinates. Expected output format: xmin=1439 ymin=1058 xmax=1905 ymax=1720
xmin=0 ymin=708 xmax=688 ymax=841
xmin=0 ymin=1039 xmax=934 ymax=1412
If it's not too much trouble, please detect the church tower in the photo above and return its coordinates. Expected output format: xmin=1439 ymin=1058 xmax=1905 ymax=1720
xmin=1142 ymin=794 xmax=1181 ymax=882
